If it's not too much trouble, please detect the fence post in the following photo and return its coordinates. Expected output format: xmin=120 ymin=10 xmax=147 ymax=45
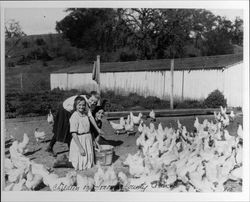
xmin=181 ymin=70 xmax=184 ymax=101
xmin=96 ymin=55 xmax=101 ymax=94
xmin=170 ymin=59 xmax=174 ymax=109
xmin=20 ymin=73 xmax=23 ymax=91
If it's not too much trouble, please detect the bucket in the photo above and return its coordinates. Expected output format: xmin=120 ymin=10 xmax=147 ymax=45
xmin=95 ymin=145 xmax=114 ymax=166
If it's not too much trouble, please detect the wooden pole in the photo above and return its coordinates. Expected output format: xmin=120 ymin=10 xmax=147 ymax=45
xmin=181 ymin=70 xmax=184 ymax=101
xmin=20 ymin=73 xmax=23 ymax=91
xmin=96 ymin=55 xmax=101 ymax=94
xmin=170 ymin=59 xmax=174 ymax=109
xmin=96 ymin=55 xmax=101 ymax=106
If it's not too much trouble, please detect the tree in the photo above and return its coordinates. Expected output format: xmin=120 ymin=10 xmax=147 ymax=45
xmin=56 ymin=8 xmax=119 ymax=52
xmin=202 ymin=16 xmax=234 ymax=55
xmin=119 ymin=8 xmax=160 ymax=59
xmin=5 ymin=19 xmax=26 ymax=57
xmin=231 ymin=17 xmax=243 ymax=46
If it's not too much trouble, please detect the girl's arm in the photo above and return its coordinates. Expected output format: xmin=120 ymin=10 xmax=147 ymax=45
xmin=72 ymin=133 xmax=86 ymax=156
xmin=88 ymin=110 xmax=104 ymax=135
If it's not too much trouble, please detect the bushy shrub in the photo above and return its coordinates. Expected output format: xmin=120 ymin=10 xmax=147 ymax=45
xmin=22 ymin=41 xmax=29 ymax=48
xmin=204 ymin=89 xmax=227 ymax=108
xmin=6 ymin=89 xmax=209 ymax=118
xmin=119 ymin=51 xmax=137 ymax=62
xmin=175 ymin=99 xmax=205 ymax=109
xmin=36 ymin=38 xmax=46 ymax=46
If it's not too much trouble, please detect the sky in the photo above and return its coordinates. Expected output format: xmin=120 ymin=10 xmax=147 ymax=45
xmin=4 ymin=8 xmax=244 ymax=36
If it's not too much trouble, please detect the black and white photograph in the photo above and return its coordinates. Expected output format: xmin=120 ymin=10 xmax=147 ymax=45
xmin=1 ymin=1 xmax=249 ymax=201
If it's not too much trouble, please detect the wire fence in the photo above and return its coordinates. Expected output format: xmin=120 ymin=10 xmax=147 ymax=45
xmin=5 ymin=72 xmax=50 ymax=94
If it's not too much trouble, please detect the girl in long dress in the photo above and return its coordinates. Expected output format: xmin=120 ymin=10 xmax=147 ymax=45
xmin=69 ymin=96 xmax=94 ymax=170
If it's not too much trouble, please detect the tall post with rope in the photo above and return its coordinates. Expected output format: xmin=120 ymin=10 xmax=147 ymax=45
xmin=92 ymin=55 xmax=101 ymax=105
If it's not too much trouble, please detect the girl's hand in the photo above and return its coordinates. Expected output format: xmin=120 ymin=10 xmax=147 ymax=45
xmin=79 ymin=148 xmax=86 ymax=156
xmin=98 ymin=129 xmax=105 ymax=135
xmin=94 ymin=139 xmax=101 ymax=152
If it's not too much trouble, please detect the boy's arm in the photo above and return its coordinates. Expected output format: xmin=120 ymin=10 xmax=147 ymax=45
xmin=88 ymin=110 xmax=104 ymax=135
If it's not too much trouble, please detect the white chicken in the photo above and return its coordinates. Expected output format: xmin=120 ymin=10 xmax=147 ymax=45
xmin=228 ymin=166 xmax=242 ymax=181
xmin=47 ymin=110 xmax=54 ymax=124
xmin=124 ymin=117 xmax=134 ymax=132
xmin=76 ymin=174 xmax=94 ymax=191
xmin=17 ymin=133 xmax=29 ymax=154
xmin=5 ymin=183 xmax=15 ymax=191
xmin=137 ymin=120 xmax=144 ymax=133
xmin=43 ymin=171 xmax=77 ymax=191
xmin=149 ymin=110 xmax=156 ymax=121
xmin=220 ymin=106 xmax=227 ymax=115
xmin=119 ymin=117 xmax=126 ymax=127
xmin=229 ymin=110 xmax=235 ymax=121
xmin=12 ymin=177 xmax=28 ymax=191
xmin=94 ymin=163 xmax=105 ymax=187
xmin=25 ymin=164 xmax=44 ymax=190
xmin=109 ymin=120 xmax=124 ymax=131
xmin=9 ymin=141 xmax=30 ymax=169
xmin=103 ymin=165 xmax=118 ymax=186
xmin=4 ymin=158 xmax=15 ymax=173
xmin=34 ymin=128 xmax=46 ymax=144
xmin=130 ymin=112 xmax=143 ymax=125
xmin=237 ymin=125 xmax=243 ymax=139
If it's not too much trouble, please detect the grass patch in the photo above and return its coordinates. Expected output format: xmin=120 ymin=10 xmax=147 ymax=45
xmin=5 ymin=89 xmax=207 ymax=119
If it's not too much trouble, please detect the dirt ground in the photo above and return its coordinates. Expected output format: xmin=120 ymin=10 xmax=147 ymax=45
xmin=4 ymin=114 xmax=243 ymax=191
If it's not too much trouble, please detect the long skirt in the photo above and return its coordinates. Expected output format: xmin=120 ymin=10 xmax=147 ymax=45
xmin=52 ymin=105 xmax=72 ymax=144
xmin=69 ymin=133 xmax=94 ymax=170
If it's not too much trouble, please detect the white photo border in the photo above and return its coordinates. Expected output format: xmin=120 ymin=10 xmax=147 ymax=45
xmin=1 ymin=1 xmax=249 ymax=202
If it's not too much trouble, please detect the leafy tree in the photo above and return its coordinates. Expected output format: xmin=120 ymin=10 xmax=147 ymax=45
xmin=232 ymin=17 xmax=243 ymax=46
xmin=56 ymin=8 xmax=119 ymax=52
xmin=5 ymin=19 xmax=26 ymax=57
xmin=202 ymin=16 xmax=234 ymax=55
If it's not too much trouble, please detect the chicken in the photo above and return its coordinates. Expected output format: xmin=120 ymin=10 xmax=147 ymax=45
xmin=9 ymin=141 xmax=30 ymax=169
xmin=4 ymin=158 xmax=15 ymax=174
xmin=42 ymin=173 xmax=59 ymax=187
xmin=228 ymin=166 xmax=242 ymax=181
xmin=43 ymin=171 xmax=77 ymax=191
xmin=194 ymin=117 xmax=203 ymax=132
xmin=235 ymin=146 xmax=242 ymax=165
xmin=137 ymin=120 xmax=144 ymax=133
xmin=220 ymin=106 xmax=227 ymax=115
xmin=47 ymin=110 xmax=54 ymax=124
xmin=124 ymin=118 xmax=134 ymax=132
xmin=17 ymin=133 xmax=29 ymax=154
xmin=124 ymin=152 xmax=147 ymax=177
xmin=171 ymin=185 xmax=187 ymax=192
xmin=109 ymin=120 xmax=124 ymax=131
xmin=7 ymin=167 xmax=26 ymax=183
xmin=34 ymin=128 xmax=46 ymax=143
xmin=25 ymin=164 xmax=43 ymax=190
xmin=136 ymin=131 xmax=146 ymax=148
xmin=5 ymin=183 xmax=15 ymax=191
xmin=103 ymin=165 xmax=118 ymax=186
xmin=94 ymin=163 xmax=105 ymax=187
xmin=130 ymin=112 xmax=143 ymax=125
xmin=237 ymin=125 xmax=243 ymax=139
xmin=149 ymin=110 xmax=156 ymax=121
xmin=76 ymin=174 xmax=94 ymax=191
xmin=214 ymin=111 xmax=222 ymax=121
xmin=31 ymin=161 xmax=52 ymax=177
xmin=229 ymin=110 xmax=235 ymax=121
xmin=12 ymin=177 xmax=27 ymax=191
xmin=149 ymin=122 xmax=155 ymax=133
xmin=119 ymin=117 xmax=126 ymax=127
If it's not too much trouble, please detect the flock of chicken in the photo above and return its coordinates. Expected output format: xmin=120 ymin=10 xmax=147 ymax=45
xmin=118 ymin=107 xmax=242 ymax=192
xmin=4 ymin=107 xmax=242 ymax=192
xmin=109 ymin=110 xmax=155 ymax=133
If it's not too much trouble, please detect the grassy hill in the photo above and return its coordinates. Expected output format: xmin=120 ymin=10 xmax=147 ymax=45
xmin=5 ymin=33 xmax=243 ymax=94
